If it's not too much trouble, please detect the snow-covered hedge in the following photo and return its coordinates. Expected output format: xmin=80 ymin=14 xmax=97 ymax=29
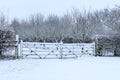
xmin=0 ymin=30 xmax=15 ymax=57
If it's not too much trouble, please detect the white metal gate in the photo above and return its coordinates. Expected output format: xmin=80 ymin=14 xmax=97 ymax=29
xmin=19 ymin=41 xmax=95 ymax=59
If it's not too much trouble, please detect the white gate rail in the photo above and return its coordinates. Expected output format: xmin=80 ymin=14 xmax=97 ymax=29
xmin=19 ymin=41 xmax=95 ymax=59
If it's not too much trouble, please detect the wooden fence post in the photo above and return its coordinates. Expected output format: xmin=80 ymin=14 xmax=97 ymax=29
xmin=93 ymin=42 xmax=96 ymax=56
xmin=15 ymin=35 xmax=19 ymax=59
xmin=95 ymin=36 xmax=98 ymax=56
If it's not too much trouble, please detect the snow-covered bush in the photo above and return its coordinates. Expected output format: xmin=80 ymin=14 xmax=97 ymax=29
xmin=96 ymin=34 xmax=120 ymax=56
xmin=0 ymin=30 xmax=15 ymax=57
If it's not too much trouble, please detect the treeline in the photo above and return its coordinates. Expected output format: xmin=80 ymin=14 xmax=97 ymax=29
xmin=0 ymin=7 xmax=120 ymax=43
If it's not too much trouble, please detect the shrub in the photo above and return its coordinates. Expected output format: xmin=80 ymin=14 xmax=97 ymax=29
xmin=0 ymin=30 xmax=14 ymax=57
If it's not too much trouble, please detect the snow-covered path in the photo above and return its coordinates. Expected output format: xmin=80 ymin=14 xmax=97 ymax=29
xmin=0 ymin=57 xmax=120 ymax=80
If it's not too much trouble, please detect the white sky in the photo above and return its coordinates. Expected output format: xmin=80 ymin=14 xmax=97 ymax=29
xmin=0 ymin=0 xmax=120 ymax=20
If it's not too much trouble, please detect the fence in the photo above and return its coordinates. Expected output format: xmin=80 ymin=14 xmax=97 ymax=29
xmin=0 ymin=35 xmax=96 ymax=59
xmin=19 ymin=41 xmax=95 ymax=59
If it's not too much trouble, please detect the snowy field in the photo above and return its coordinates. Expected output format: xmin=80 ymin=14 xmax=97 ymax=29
xmin=0 ymin=56 xmax=120 ymax=80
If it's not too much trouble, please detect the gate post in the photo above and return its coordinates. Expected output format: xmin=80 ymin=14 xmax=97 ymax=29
xmin=15 ymin=35 xmax=19 ymax=59
xmin=95 ymin=36 xmax=99 ymax=56
xmin=93 ymin=42 xmax=96 ymax=55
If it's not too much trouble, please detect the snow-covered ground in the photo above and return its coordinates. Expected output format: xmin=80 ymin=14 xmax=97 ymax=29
xmin=0 ymin=56 xmax=120 ymax=80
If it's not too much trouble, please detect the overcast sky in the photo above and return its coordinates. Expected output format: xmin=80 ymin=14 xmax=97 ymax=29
xmin=0 ymin=0 xmax=120 ymax=20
